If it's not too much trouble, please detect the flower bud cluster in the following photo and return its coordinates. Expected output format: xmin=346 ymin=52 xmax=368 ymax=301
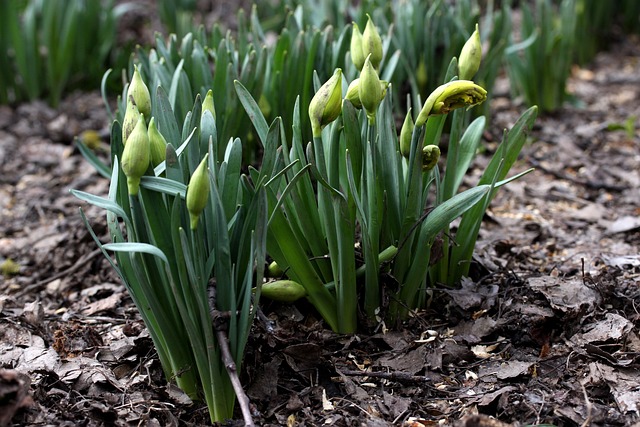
xmin=351 ymin=15 xmax=383 ymax=71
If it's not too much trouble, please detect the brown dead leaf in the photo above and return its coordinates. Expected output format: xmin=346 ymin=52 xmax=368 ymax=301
xmin=528 ymin=276 xmax=601 ymax=314
xmin=0 ymin=369 xmax=33 ymax=427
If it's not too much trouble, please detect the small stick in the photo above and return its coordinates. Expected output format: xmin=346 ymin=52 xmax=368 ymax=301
xmin=339 ymin=368 xmax=431 ymax=385
xmin=214 ymin=324 xmax=255 ymax=427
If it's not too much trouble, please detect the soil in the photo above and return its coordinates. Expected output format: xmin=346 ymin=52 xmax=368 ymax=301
xmin=1 ymin=15 xmax=639 ymax=427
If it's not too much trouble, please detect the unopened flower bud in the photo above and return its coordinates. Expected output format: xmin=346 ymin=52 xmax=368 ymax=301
xmin=415 ymin=80 xmax=487 ymax=126
xmin=148 ymin=117 xmax=168 ymax=167
xmin=345 ymin=78 xmax=362 ymax=109
xmin=186 ymin=154 xmax=210 ymax=229
xmin=261 ymin=280 xmax=307 ymax=302
xmin=458 ymin=23 xmax=482 ymax=80
xmin=417 ymin=58 xmax=428 ymax=92
xmin=267 ymin=261 xmax=284 ymax=277
xmin=309 ymin=68 xmax=343 ymax=137
xmin=350 ymin=22 xmax=365 ymax=71
xmin=122 ymin=95 xmax=140 ymax=144
xmin=128 ymin=65 xmax=151 ymax=120
xmin=202 ymin=89 xmax=216 ymax=120
xmin=362 ymin=14 xmax=383 ymax=69
xmin=399 ymin=109 xmax=414 ymax=158
xmin=422 ymin=145 xmax=441 ymax=171
xmin=121 ymin=114 xmax=150 ymax=195
xmin=359 ymin=55 xmax=383 ymax=123
xmin=345 ymin=77 xmax=388 ymax=110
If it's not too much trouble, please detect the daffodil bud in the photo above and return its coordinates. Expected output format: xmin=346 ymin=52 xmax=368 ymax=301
xmin=267 ymin=261 xmax=284 ymax=277
xmin=202 ymin=89 xmax=216 ymax=120
xmin=362 ymin=14 xmax=383 ymax=70
xmin=186 ymin=153 xmax=210 ymax=229
xmin=399 ymin=108 xmax=414 ymax=158
xmin=345 ymin=78 xmax=362 ymax=109
xmin=122 ymin=95 xmax=140 ymax=144
xmin=415 ymin=80 xmax=487 ymax=126
xmin=458 ymin=23 xmax=482 ymax=80
xmin=121 ymin=114 xmax=150 ymax=196
xmin=261 ymin=280 xmax=307 ymax=302
xmin=350 ymin=22 xmax=365 ymax=71
xmin=359 ymin=55 xmax=383 ymax=123
xmin=148 ymin=117 xmax=168 ymax=167
xmin=417 ymin=58 xmax=428 ymax=92
xmin=309 ymin=68 xmax=343 ymax=137
xmin=128 ymin=66 xmax=151 ymax=120
xmin=422 ymin=145 xmax=441 ymax=171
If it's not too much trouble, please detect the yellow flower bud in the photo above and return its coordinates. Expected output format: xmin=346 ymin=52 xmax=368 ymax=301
xmin=415 ymin=80 xmax=487 ymax=127
xmin=362 ymin=14 xmax=383 ymax=70
xmin=121 ymin=114 xmax=150 ymax=195
xmin=148 ymin=117 xmax=168 ymax=167
xmin=309 ymin=68 xmax=343 ymax=137
xmin=399 ymin=108 xmax=414 ymax=158
xmin=359 ymin=55 xmax=383 ymax=122
xmin=350 ymin=22 xmax=365 ymax=71
xmin=458 ymin=23 xmax=482 ymax=80
xmin=202 ymin=89 xmax=216 ymax=120
xmin=122 ymin=95 xmax=140 ymax=145
xmin=261 ymin=280 xmax=307 ymax=302
xmin=128 ymin=65 xmax=151 ymax=120
xmin=186 ymin=154 xmax=210 ymax=229
xmin=422 ymin=145 xmax=441 ymax=171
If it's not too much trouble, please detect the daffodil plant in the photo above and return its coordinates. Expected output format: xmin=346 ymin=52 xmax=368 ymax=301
xmin=237 ymin=19 xmax=536 ymax=332
xmin=74 ymin=69 xmax=267 ymax=424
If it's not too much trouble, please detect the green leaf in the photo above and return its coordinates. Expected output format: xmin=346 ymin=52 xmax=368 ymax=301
xmin=234 ymin=80 xmax=268 ymax=146
xmin=102 ymin=242 xmax=169 ymax=265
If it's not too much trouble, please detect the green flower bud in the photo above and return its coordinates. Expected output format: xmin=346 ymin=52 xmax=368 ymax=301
xmin=122 ymin=95 xmax=140 ymax=144
xmin=458 ymin=23 xmax=482 ymax=80
xmin=345 ymin=78 xmax=362 ymax=109
xmin=399 ymin=108 xmax=414 ymax=158
xmin=309 ymin=68 xmax=343 ymax=138
xmin=345 ymin=77 xmax=389 ymax=110
xmin=267 ymin=261 xmax=284 ymax=277
xmin=261 ymin=280 xmax=307 ymax=302
xmin=121 ymin=114 xmax=150 ymax=196
xmin=128 ymin=65 xmax=151 ymax=120
xmin=362 ymin=14 xmax=383 ymax=70
xmin=417 ymin=58 xmax=428 ymax=92
xmin=422 ymin=145 xmax=441 ymax=171
xmin=202 ymin=89 xmax=216 ymax=120
xmin=350 ymin=22 xmax=365 ymax=71
xmin=148 ymin=117 xmax=168 ymax=167
xmin=415 ymin=80 xmax=487 ymax=126
xmin=359 ymin=55 xmax=384 ymax=123
xmin=186 ymin=154 xmax=210 ymax=229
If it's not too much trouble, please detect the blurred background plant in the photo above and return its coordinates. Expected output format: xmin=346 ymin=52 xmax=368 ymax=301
xmin=0 ymin=0 xmax=135 ymax=106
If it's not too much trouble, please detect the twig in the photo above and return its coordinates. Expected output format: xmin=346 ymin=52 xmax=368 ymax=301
xmin=14 ymin=248 xmax=102 ymax=298
xmin=580 ymin=382 xmax=593 ymax=427
xmin=213 ymin=324 xmax=255 ymax=427
xmin=339 ymin=368 xmax=431 ymax=385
